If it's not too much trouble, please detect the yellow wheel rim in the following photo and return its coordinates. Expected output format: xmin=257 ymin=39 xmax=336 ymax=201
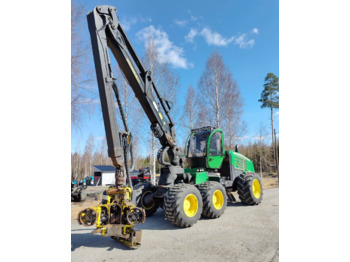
xmin=183 ymin=194 xmax=198 ymax=217
xmin=212 ymin=190 xmax=224 ymax=210
xmin=252 ymin=179 xmax=261 ymax=199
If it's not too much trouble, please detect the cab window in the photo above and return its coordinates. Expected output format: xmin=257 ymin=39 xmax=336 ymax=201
xmin=209 ymin=132 xmax=222 ymax=156
xmin=187 ymin=131 xmax=210 ymax=157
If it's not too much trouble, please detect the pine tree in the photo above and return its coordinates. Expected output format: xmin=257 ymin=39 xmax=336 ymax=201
xmin=258 ymin=73 xmax=279 ymax=167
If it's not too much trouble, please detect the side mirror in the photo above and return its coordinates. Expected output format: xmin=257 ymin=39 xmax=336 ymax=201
xmin=235 ymin=144 xmax=239 ymax=153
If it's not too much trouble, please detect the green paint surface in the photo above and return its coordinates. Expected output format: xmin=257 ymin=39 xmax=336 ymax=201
xmin=206 ymin=129 xmax=225 ymax=169
xmin=184 ymin=128 xmax=255 ymax=174
xmin=184 ymin=168 xmax=209 ymax=184
xmin=229 ymin=151 xmax=255 ymax=173
xmin=195 ymin=172 xmax=209 ymax=184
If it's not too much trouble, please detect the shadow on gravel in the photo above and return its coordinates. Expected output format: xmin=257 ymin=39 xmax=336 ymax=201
xmin=227 ymin=202 xmax=247 ymax=207
xmin=71 ymin=209 xmax=180 ymax=251
xmin=137 ymin=209 xmax=180 ymax=231
xmin=71 ymin=232 xmax=131 ymax=251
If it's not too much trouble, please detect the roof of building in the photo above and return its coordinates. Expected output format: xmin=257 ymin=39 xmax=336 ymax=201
xmin=93 ymin=165 xmax=115 ymax=172
xmin=93 ymin=165 xmax=140 ymax=174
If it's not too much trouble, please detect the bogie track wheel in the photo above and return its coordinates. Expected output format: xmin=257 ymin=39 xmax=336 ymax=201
xmin=132 ymin=182 xmax=159 ymax=217
xmin=236 ymin=173 xmax=263 ymax=205
xmin=163 ymin=184 xmax=203 ymax=228
xmin=197 ymin=181 xmax=227 ymax=218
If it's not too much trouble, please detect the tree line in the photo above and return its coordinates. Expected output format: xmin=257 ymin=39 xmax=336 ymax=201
xmin=71 ymin=134 xmax=162 ymax=182
xmin=71 ymin=130 xmax=279 ymax=182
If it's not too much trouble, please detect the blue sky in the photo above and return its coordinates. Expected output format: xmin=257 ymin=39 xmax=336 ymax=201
xmin=71 ymin=0 xmax=279 ymax=154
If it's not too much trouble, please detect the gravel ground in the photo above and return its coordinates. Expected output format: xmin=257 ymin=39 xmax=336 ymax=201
xmin=71 ymin=187 xmax=279 ymax=262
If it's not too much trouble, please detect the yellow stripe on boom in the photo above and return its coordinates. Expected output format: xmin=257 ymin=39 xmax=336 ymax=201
xmin=126 ymin=57 xmax=141 ymax=84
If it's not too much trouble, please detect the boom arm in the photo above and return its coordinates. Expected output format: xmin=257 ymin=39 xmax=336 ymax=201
xmin=87 ymin=5 xmax=183 ymax=186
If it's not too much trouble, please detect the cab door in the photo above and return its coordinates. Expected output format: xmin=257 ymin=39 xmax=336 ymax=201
xmin=207 ymin=130 xmax=225 ymax=169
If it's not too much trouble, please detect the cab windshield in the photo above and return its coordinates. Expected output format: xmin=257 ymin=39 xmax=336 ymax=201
xmin=187 ymin=131 xmax=210 ymax=157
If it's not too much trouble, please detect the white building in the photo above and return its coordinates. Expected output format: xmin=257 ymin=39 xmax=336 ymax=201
xmin=93 ymin=165 xmax=116 ymax=186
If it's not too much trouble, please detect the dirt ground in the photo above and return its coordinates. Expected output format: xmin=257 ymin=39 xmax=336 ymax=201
xmin=261 ymin=173 xmax=279 ymax=189
xmin=71 ymin=186 xmax=107 ymax=220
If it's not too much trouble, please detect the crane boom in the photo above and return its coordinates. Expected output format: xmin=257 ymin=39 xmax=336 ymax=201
xmin=87 ymin=5 xmax=184 ymax=187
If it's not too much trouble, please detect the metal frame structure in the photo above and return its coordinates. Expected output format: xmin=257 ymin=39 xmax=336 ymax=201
xmin=87 ymin=5 xmax=183 ymax=189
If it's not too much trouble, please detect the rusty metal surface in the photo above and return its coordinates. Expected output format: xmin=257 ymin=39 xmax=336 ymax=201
xmin=103 ymin=224 xmax=124 ymax=237
xmin=109 ymin=204 xmax=122 ymax=224
xmin=126 ymin=207 xmax=146 ymax=225
xmin=78 ymin=208 xmax=97 ymax=226
xmin=134 ymin=229 xmax=142 ymax=243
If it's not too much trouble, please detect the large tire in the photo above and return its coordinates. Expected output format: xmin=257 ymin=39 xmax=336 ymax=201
xmin=197 ymin=181 xmax=227 ymax=219
xmin=132 ymin=182 xmax=159 ymax=217
xmin=237 ymin=173 xmax=263 ymax=205
xmin=163 ymin=184 xmax=203 ymax=228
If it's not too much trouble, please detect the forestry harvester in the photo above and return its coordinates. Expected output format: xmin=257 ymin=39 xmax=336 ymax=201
xmin=78 ymin=5 xmax=263 ymax=249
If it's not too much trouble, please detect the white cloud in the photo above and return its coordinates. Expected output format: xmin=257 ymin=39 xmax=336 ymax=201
xmin=252 ymin=28 xmax=259 ymax=34
xmin=190 ymin=15 xmax=197 ymax=21
xmin=120 ymin=17 xmax=152 ymax=31
xmin=174 ymin=19 xmax=188 ymax=27
xmin=120 ymin=17 xmax=138 ymax=31
xmin=185 ymin=27 xmax=255 ymax=48
xmin=253 ymin=135 xmax=269 ymax=141
xmin=200 ymin=28 xmax=235 ymax=46
xmin=187 ymin=10 xmax=198 ymax=21
xmin=136 ymin=25 xmax=191 ymax=69
xmin=140 ymin=17 xmax=152 ymax=23
xmin=235 ymin=135 xmax=250 ymax=141
xmin=185 ymin=28 xmax=198 ymax=42
xmin=235 ymin=33 xmax=255 ymax=48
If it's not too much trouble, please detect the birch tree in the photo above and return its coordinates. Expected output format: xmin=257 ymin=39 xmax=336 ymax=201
xmin=71 ymin=3 xmax=95 ymax=129
xmin=83 ymin=134 xmax=94 ymax=178
xmin=197 ymin=50 xmax=244 ymax=145
xmin=181 ymin=85 xmax=197 ymax=131
xmin=142 ymin=37 xmax=179 ymax=184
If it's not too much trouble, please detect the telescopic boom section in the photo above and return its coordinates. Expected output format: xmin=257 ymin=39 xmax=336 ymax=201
xmin=87 ymin=6 xmax=183 ymax=185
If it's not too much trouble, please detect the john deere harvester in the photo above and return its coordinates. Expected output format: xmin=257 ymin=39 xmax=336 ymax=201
xmin=134 ymin=126 xmax=263 ymax=228
xmin=78 ymin=5 xmax=263 ymax=249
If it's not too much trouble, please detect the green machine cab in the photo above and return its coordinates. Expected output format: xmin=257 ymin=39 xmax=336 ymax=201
xmin=184 ymin=126 xmax=262 ymax=205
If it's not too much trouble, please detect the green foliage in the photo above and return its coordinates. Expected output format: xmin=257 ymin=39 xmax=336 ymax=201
xmin=142 ymin=156 xmax=150 ymax=166
xmin=258 ymin=73 xmax=279 ymax=109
